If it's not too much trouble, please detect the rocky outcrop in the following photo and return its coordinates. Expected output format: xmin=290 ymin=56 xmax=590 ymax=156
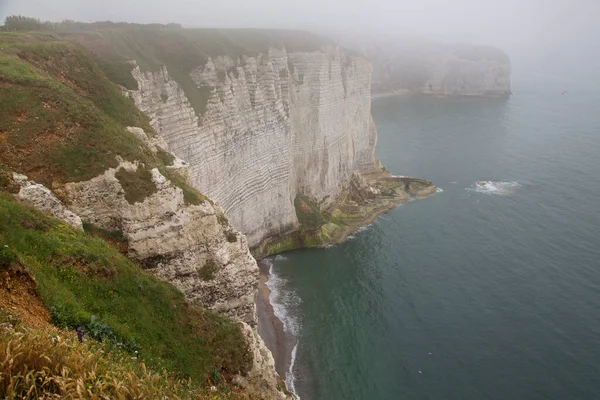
xmin=126 ymin=45 xmax=380 ymax=249
xmin=333 ymin=34 xmax=511 ymax=96
xmin=11 ymin=173 xmax=83 ymax=230
xmin=63 ymin=160 xmax=259 ymax=323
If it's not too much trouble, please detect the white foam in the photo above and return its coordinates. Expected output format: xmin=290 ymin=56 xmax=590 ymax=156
xmin=356 ymin=223 xmax=373 ymax=233
xmin=287 ymin=342 xmax=299 ymax=394
xmin=266 ymin=264 xmax=301 ymax=336
xmin=467 ymin=180 xmax=521 ymax=196
xmin=266 ymin=262 xmax=302 ymax=396
xmin=436 ymin=187 xmax=444 ymax=193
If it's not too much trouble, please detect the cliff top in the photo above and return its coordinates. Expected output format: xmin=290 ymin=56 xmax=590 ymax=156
xmin=2 ymin=17 xmax=353 ymax=121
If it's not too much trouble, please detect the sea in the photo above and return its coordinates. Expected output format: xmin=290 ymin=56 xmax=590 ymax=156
xmin=265 ymin=74 xmax=600 ymax=400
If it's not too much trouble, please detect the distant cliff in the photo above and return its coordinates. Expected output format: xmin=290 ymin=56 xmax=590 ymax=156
xmin=333 ymin=34 xmax=511 ymax=97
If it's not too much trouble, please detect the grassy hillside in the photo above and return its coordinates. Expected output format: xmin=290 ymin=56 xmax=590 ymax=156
xmin=0 ymin=31 xmax=155 ymax=187
xmin=0 ymin=193 xmax=251 ymax=385
xmin=0 ymin=31 xmax=207 ymax=207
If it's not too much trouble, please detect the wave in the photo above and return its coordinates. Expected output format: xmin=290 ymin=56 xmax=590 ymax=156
xmin=351 ymin=222 xmax=376 ymax=238
xmin=266 ymin=262 xmax=302 ymax=396
xmin=288 ymin=343 xmax=299 ymax=394
xmin=467 ymin=180 xmax=521 ymax=196
xmin=436 ymin=187 xmax=444 ymax=193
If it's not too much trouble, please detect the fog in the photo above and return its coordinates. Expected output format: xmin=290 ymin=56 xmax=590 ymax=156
xmin=2 ymin=0 xmax=599 ymax=78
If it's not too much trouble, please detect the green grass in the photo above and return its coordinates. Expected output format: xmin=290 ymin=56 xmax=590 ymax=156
xmin=0 ymin=194 xmax=251 ymax=383
xmin=294 ymin=194 xmax=326 ymax=228
xmin=98 ymin=60 xmax=138 ymax=90
xmin=198 ymin=259 xmax=219 ymax=281
xmin=115 ymin=166 xmax=158 ymax=205
xmin=159 ymin=167 xmax=208 ymax=206
xmin=0 ymin=32 xmax=156 ymax=187
xmin=156 ymin=147 xmax=176 ymax=166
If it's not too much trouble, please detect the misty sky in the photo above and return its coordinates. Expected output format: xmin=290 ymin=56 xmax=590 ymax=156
xmin=2 ymin=0 xmax=599 ymax=76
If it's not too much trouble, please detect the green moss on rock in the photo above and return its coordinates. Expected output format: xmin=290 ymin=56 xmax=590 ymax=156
xmin=115 ymin=166 xmax=158 ymax=205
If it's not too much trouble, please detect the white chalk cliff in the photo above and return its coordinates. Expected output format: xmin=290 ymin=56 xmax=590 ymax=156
xmin=330 ymin=33 xmax=511 ymax=96
xmin=126 ymin=45 xmax=379 ymax=248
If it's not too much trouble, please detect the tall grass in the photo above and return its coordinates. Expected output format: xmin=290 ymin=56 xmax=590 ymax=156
xmin=0 ymin=322 xmax=205 ymax=399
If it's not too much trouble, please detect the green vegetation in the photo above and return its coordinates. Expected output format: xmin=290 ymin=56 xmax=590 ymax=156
xmin=0 ymin=194 xmax=251 ymax=384
xmin=156 ymin=147 xmax=176 ymax=166
xmin=98 ymin=60 xmax=138 ymax=90
xmin=199 ymin=259 xmax=219 ymax=281
xmin=115 ymin=166 xmax=158 ymax=204
xmin=0 ymin=32 xmax=154 ymax=187
xmin=160 ymin=167 xmax=208 ymax=206
xmin=0 ymin=32 xmax=209 ymax=208
xmin=294 ymin=194 xmax=326 ymax=228
xmin=226 ymin=231 xmax=238 ymax=243
xmin=217 ymin=213 xmax=230 ymax=227
xmin=82 ymin=222 xmax=128 ymax=254
xmin=0 ymin=322 xmax=206 ymax=399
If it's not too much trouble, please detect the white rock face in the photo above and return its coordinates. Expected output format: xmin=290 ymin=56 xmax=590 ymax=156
xmin=332 ymin=33 xmax=511 ymax=97
xmin=11 ymin=173 xmax=83 ymax=230
xmin=419 ymin=56 xmax=511 ymax=96
xmin=126 ymin=46 xmax=379 ymax=247
xmin=240 ymin=322 xmax=287 ymax=398
xmin=63 ymin=161 xmax=257 ymax=323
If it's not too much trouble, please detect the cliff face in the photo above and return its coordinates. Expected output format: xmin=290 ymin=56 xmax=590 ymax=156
xmin=126 ymin=46 xmax=378 ymax=248
xmin=332 ymin=34 xmax=511 ymax=96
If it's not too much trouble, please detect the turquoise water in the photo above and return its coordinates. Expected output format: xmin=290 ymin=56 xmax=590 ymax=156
xmin=268 ymin=77 xmax=600 ymax=399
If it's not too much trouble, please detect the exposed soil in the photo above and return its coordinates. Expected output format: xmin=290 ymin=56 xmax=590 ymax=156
xmin=0 ymin=263 xmax=50 ymax=328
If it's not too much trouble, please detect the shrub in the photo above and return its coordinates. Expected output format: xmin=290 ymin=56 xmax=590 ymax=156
xmin=226 ymin=231 xmax=238 ymax=243
xmin=217 ymin=214 xmax=229 ymax=227
xmin=115 ymin=166 xmax=158 ymax=204
xmin=199 ymin=259 xmax=219 ymax=281
xmin=156 ymin=147 xmax=175 ymax=166
xmin=159 ymin=168 xmax=208 ymax=206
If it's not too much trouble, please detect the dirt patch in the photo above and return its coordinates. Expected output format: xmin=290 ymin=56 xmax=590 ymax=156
xmin=298 ymin=199 xmax=312 ymax=214
xmin=0 ymin=263 xmax=50 ymax=328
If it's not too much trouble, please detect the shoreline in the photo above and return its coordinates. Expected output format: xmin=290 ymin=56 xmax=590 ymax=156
xmin=251 ymin=175 xmax=438 ymax=259
xmin=256 ymin=259 xmax=297 ymax=393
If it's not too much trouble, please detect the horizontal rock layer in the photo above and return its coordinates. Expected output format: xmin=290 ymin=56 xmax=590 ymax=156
xmin=127 ymin=45 xmax=378 ymax=248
